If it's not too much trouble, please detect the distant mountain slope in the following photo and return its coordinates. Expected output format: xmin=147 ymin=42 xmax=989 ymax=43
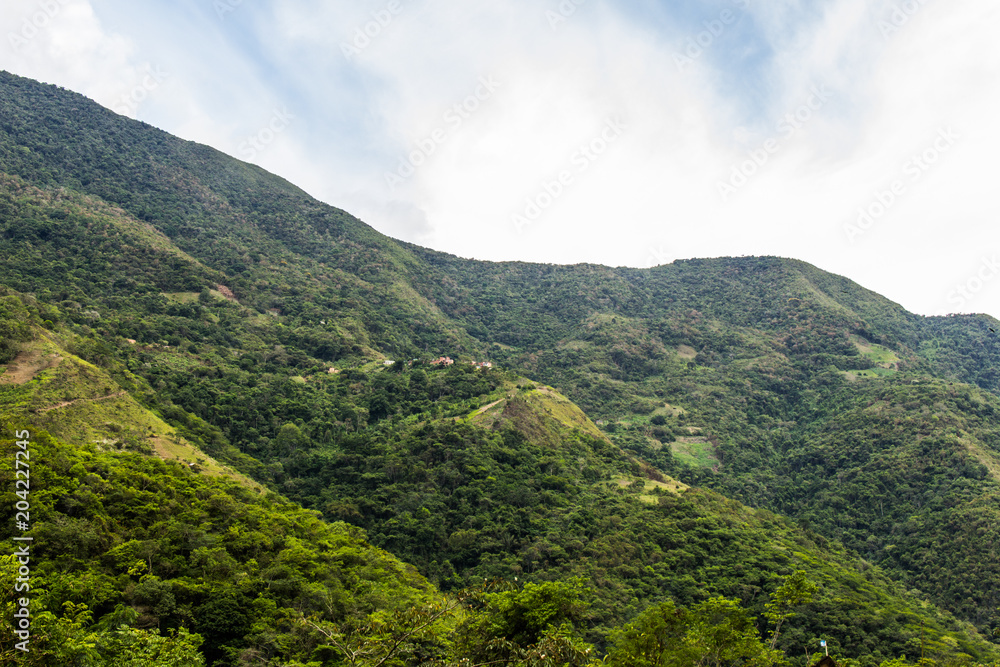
xmin=0 ymin=71 xmax=479 ymax=359
xmin=2 ymin=70 xmax=996 ymax=391
xmin=407 ymin=246 xmax=997 ymax=393
xmin=235 ymin=363 xmax=998 ymax=660
xmin=3 ymin=70 xmax=1000 ymax=659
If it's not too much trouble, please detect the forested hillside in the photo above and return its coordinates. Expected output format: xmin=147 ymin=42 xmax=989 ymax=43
xmin=2 ymin=70 xmax=1000 ymax=666
xmin=1 ymin=299 xmax=996 ymax=666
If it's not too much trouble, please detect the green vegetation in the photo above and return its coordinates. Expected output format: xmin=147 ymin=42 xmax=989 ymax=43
xmin=0 ymin=426 xmax=444 ymax=666
xmin=669 ymin=435 xmax=720 ymax=469
xmin=2 ymin=70 xmax=1000 ymax=665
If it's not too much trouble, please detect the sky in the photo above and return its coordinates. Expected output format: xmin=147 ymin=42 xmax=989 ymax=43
xmin=1 ymin=0 xmax=999 ymax=320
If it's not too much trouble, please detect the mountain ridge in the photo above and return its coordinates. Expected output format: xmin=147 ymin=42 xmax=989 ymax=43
xmin=3 ymin=69 xmax=1000 ymax=665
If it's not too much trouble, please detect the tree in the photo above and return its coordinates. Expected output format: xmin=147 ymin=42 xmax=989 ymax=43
xmin=302 ymin=594 xmax=461 ymax=666
xmin=97 ymin=625 xmax=206 ymax=666
xmin=275 ymin=422 xmax=310 ymax=456
xmin=605 ymin=596 xmax=783 ymax=667
xmin=605 ymin=599 xmax=694 ymax=667
xmin=686 ymin=597 xmax=781 ymax=667
xmin=765 ymin=570 xmax=818 ymax=651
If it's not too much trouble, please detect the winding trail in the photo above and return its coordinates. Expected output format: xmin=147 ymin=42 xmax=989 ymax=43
xmin=38 ymin=391 xmax=127 ymax=412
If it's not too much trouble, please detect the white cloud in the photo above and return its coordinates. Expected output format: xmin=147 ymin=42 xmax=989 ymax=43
xmin=1 ymin=0 xmax=135 ymax=104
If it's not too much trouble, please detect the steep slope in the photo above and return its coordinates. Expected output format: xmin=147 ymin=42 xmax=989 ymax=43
xmin=395 ymin=251 xmax=1000 ymax=637
xmin=249 ymin=364 xmax=998 ymax=662
xmin=0 ymin=425 xmax=452 ymax=665
xmin=0 ymin=314 xmax=257 ymax=486
xmin=764 ymin=377 xmax=1000 ymax=628
xmin=0 ymin=71 xmax=478 ymax=360
xmin=3 ymin=296 xmax=998 ymax=664
xmin=3 ymin=70 xmax=1000 ymax=661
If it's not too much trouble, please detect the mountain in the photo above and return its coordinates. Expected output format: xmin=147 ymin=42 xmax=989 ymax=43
xmin=407 ymin=253 xmax=1000 ymax=632
xmin=2 ymin=297 xmax=995 ymax=666
xmin=2 ymin=70 xmax=1000 ymax=666
xmin=0 ymin=315 xmax=445 ymax=666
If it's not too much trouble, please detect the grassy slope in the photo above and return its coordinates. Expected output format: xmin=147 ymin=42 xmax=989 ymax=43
xmin=0 ymin=327 xmax=260 ymax=488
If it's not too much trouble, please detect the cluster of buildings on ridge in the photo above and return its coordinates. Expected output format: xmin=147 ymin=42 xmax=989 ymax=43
xmin=326 ymin=356 xmax=493 ymax=374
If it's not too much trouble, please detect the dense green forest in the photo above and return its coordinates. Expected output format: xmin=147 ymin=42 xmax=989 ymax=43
xmin=1 ymin=303 xmax=996 ymax=666
xmin=2 ymin=70 xmax=1000 ymax=665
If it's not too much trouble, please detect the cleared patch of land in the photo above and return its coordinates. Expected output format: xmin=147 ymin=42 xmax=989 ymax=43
xmin=670 ymin=435 xmax=720 ymax=469
xmin=1 ymin=333 xmax=264 ymax=492
xmin=843 ymin=367 xmax=898 ymax=380
xmin=963 ymin=438 xmax=1000 ymax=484
xmin=676 ymin=344 xmax=697 ymax=360
xmin=613 ymin=476 xmax=688 ymax=503
xmin=650 ymin=402 xmax=686 ymax=418
xmin=0 ymin=347 xmax=62 ymax=384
